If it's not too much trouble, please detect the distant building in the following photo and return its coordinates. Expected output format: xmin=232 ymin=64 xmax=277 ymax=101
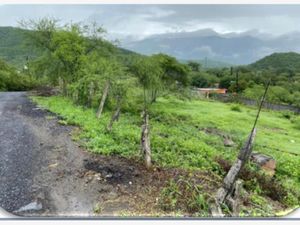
xmin=196 ymin=88 xmax=227 ymax=98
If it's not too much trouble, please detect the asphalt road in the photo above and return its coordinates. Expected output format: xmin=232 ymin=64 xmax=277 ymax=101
xmin=0 ymin=92 xmax=99 ymax=217
xmin=0 ymin=92 xmax=42 ymax=212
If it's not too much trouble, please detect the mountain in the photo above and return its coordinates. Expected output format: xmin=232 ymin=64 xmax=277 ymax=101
xmin=250 ymin=52 xmax=300 ymax=71
xmin=121 ymin=29 xmax=300 ymax=65
xmin=3 ymin=26 xmax=300 ymax=70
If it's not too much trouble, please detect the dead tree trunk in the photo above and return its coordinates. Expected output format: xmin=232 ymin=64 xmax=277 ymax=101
xmin=216 ymin=128 xmax=257 ymax=204
xmin=141 ymin=109 xmax=151 ymax=169
xmin=212 ymin=80 xmax=271 ymax=217
xmin=106 ymin=97 xmax=121 ymax=132
xmin=96 ymin=80 xmax=110 ymax=119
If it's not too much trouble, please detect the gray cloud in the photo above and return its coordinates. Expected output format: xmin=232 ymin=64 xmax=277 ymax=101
xmin=1 ymin=4 xmax=300 ymax=41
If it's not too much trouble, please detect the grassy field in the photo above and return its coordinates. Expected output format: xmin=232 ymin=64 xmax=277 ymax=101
xmin=32 ymin=95 xmax=300 ymax=210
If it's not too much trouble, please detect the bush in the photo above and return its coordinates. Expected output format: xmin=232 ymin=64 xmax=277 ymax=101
xmin=283 ymin=193 xmax=299 ymax=207
xmin=0 ymin=59 xmax=35 ymax=91
xmin=216 ymin=157 xmax=289 ymax=204
xmin=281 ymin=111 xmax=294 ymax=120
xmin=230 ymin=104 xmax=242 ymax=112
xmin=291 ymin=117 xmax=300 ymax=130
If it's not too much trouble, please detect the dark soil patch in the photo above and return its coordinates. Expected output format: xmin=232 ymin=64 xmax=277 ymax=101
xmin=19 ymin=99 xmax=56 ymax=119
xmin=82 ymin=155 xmax=172 ymax=187
xmin=83 ymin=158 xmax=140 ymax=185
xmin=82 ymin=155 xmax=222 ymax=216
xmin=32 ymin=86 xmax=59 ymax=97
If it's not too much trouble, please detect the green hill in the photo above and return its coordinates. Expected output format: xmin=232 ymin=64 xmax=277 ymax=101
xmin=250 ymin=52 xmax=300 ymax=72
xmin=0 ymin=26 xmax=138 ymax=69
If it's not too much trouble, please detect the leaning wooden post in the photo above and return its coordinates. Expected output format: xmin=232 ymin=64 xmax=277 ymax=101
xmin=96 ymin=80 xmax=110 ymax=119
xmin=106 ymin=96 xmax=121 ymax=132
xmin=213 ymin=80 xmax=271 ymax=216
xmin=216 ymin=128 xmax=257 ymax=204
xmin=141 ymin=109 xmax=151 ymax=169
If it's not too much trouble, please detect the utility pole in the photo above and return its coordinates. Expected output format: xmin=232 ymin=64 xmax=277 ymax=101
xmin=235 ymin=69 xmax=239 ymax=93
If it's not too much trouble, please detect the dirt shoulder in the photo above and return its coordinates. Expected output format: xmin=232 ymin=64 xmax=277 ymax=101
xmin=0 ymin=92 xmax=190 ymax=217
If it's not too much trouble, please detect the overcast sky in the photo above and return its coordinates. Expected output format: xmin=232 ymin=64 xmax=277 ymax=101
xmin=1 ymin=4 xmax=300 ymax=41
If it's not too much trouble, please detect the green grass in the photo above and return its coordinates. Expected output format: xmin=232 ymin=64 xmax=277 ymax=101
xmin=31 ymin=95 xmax=300 ymax=206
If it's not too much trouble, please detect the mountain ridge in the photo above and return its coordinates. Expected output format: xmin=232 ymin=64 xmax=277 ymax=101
xmin=122 ymin=28 xmax=300 ymax=65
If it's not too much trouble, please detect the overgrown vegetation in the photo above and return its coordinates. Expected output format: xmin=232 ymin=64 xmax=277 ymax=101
xmin=159 ymin=178 xmax=210 ymax=216
xmin=188 ymin=53 xmax=300 ymax=107
xmin=0 ymin=59 xmax=35 ymax=91
xmin=1 ymin=17 xmax=300 ymax=216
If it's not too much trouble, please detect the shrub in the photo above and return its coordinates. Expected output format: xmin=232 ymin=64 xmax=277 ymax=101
xmin=281 ymin=111 xmax=294 ymax=120
xmin=216 ymin=157 xmax=289 ymax=204
xmin=291 ymin=117 xmax=300 ymax=130
xmin=159 ymin=177 xmax=210 ymax=215
xmin=230 ymin=104 xmax=242 ymax=112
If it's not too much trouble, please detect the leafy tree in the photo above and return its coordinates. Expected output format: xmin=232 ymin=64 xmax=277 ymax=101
xmin=292 ymin=92 xmax=300 ymax=107
xmin=243 ymin=85 xmax=265 ymax=105
xmin=268 ymin=86 xmax=293 ymax=104
xmin=20 ymin=18 xmax=114 ymax=97
xmin=151 ymin=53 xmax=189 ymax=102
xmin=106 ymin=78 xmax=134 ymax=132
xmin=130 ymin=56 xmax=163 ymax=168
xmin=88 ymin=57 xmax=125 ymax=119
xmin=191 ymin=72 xmax=218 ymax=88
xmin=219 ymin=76 xmax=234 ymax=89
xmin=187 ymin=61 xmax=201 ymax=72
xmin=51 ymin=24 xmax=87 ymax=94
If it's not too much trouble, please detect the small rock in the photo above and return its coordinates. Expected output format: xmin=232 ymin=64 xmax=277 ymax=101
xmin=129 ymin=181 xmax=132 ymax=185
xmin=224 ymin=138 xmax=234 ymax=147
xmin=14 ymin=201 xmax=42 ymax=213
xmin=94 ymin=173 xmax=102 ymax=181
xmin=250 ymin=152 xmax=276 ymax=176
xmin=48 ymin=163 xmax=58 ymax=168
xmin=85 ymin=176 xmax=93 ymax=183
xmin=107 ymin=191 xmax=118 ymax=200
xmin=105 ymin=173 xmax=113 ymax=178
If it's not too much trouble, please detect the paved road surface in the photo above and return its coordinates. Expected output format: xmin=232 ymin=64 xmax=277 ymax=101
xmin=0 ymin=92 xmax=42 ymax=213
xmin=0 ymin=92 xmax=97 ymax=217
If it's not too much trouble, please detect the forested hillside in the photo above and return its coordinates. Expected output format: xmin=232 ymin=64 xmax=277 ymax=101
xmin=250 ymin=52 xmax=300 ymax=72
xmin=0 ymin=26 xmax=138 ymax=69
